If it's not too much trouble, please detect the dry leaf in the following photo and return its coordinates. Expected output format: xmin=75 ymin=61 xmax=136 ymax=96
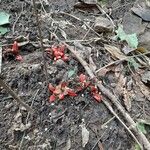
xmin=134 ymin=76 xmax=150 ymax=101
xmin=59 ymin=28 xmax=67 ymax=40
xmin=114 ymin=65 xmax=132 ymax=111
xmin=80 ymin=123 xmax=89 ymax=147
xmin=104 ymin=44 xmax=126 ymax=60
xmin=123 ymin=88 xmax=132 ymax=111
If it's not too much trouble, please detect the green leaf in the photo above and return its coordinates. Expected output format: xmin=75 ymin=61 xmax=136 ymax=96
xmin=68 ymin=69 xmax=76 ymax=78
xmin=126 ymin=33 xmax=138 ymax=48
xmin=135 ymin=144 xmax=141 ymax=150
xmin=115 ymin=25 xmax=127 ymax=41
xmin=0 ymin=26 xmax=8 ymax=35
xmin=0 ymin=11 xmax=10 ymax=25
xmin=137 ymin=123 xmax=147 ymax=134
xmin=128 ymin=58 xmax=140 ymax=70
xmin=115 ymin=25 xmax=138 ymax=49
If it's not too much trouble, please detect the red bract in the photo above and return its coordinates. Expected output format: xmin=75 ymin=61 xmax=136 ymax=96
xmin=59 ymin=93 xmax=65 ymax=100
xmin=12 ymin=41 xmax=19 ymax=54
xmin=49 ymin=94 xmax=56 ymax=102
xmin=49 ymin=83 xmax=55 ymax=92
xmin=67 ymin=89 xmax=77 ymax=97
xmin=61 ymin=82 xmax=68 ymax=88
xmin=48 ymin=82 xmax=77 ymax=102
xmin=62 ymin=55 xmax=69 ymax=61
xmin=90 ymin=85 xmax=98 ymax=92
xmin=16 ymin=55 xmax=23 ymax=61
xmin=92 ymin=93 xmax=102 ymax=102
xmin=46 ymin=44 xmax=68 ymax=61
xmin=79 ymin=74 xmax=86 ymax=83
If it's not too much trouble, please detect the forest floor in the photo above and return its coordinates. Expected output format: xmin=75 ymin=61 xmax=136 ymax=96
xmin=0 ymin=0 xmax=150 ymax=150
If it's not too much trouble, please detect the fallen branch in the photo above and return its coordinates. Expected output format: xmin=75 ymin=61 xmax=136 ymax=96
xmin=103 ymin=99 xmax=143 ymax=149
xmin=66 ymin=44 xmax=150 ymax=149
xmin=67 ymin=45 xmax=150 ymax=149
xmin=44 ymin=19 xmax=150 ymax=149
xmin=0 ymin=78 xmax=33 ymax=113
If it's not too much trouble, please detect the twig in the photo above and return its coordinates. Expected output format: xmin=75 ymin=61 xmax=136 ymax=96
xmin=96 ymin=51 xmax=150 ymax=74
xmin=0 ymin=78 xmax=33 ymax=113
xmin=103 ymin=99 xmax=143 ymax=150
xmin=32 ymin=0 xmax=48 ymax=85
xmin=91 ymin=129 xmax=107 ymax=150
xmin=51 ymin=33 xmax=150 ymax=149
xmin=82 ymin=23 xmax=95 ymax=40
xmin=101 ymin=116 xmax=115 ymax=129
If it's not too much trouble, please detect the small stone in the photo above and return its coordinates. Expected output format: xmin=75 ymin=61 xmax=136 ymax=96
xmin=94 ymin=16 xmax=113 ymax=33
xmin=122 ymin=12 xmax=146 ymax=35
xmin=139 ymin=31 xmax=150 ymax=50
xmin=131 ymin=1 xmax=150 ymax=22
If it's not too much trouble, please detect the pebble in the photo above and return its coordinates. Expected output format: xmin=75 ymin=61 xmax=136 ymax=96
xmin=94 ymin=16 xmax=113 ymax=33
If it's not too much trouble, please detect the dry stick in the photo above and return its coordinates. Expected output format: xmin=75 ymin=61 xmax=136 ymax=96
xmin=103 ymin=100 xmax=143 ymax=150
xmin=50 ymin=32 xmax=149 ymax=148
xmin=82 ymin=23 xmax=95 ymax=40
xmin=64 ymin=44 xmax=150 ymax=149
xmin=68 ymin=45 xmax=150 ymax=149
xmin=96 ymin=51 xmax=150 ymax=74
xmin=32 ymin=0 xmax=48 ymax=85
xmin=0 ymin=78 xmax=33 ymax=113
xmin=91 ymin=129 xmax=107 ymax=150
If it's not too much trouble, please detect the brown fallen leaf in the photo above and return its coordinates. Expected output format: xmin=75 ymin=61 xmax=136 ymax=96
xmin=114 ymin=64 xmax=132 ymax=111
xmin=80 ymin=122 xmax=90 ymax=148
xmin=134 ymin=74 xmax=150 ymax=101
xmin=123 ymin=87 xmax=132 ymax=111
xmin=104 ymin=44 xmax=127 ymax=60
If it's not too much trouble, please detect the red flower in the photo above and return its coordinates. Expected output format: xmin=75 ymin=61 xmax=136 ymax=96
xmin=12 ymin=41 xmax=19 ymax=54
xmin=92 ymin=93 xmax=102 ymax=102
xmin=49 ymin=83 xmax=55 ymax=92
xmin=46 ymin=44 xmax=68 ymax=62
xmin=67 ymin=89 xmax=77 ymax=97
xmin=59 ymin=93 xmax=65 ymax=100
xmin=49 ymin=94 xmax=56 ymax=102
xmin=48 ymin=82 xmax=77 ymax=102
xmin=79 ymin=74 xmax=86 ymax=83
xmin=16 ymin=55 xmax=23 ymax=61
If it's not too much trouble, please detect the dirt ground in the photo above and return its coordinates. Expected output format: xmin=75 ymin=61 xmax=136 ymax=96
xmin=0 ymin=0 xmax=150 ymax=150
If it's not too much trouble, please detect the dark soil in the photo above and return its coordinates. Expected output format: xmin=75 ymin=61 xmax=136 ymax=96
xmin=0 ymin=0 xmax=150 ymax=150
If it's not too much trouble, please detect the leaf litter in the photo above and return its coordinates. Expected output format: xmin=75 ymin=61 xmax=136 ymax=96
xmin=0 ymin=0 xmax=150 ymax=149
